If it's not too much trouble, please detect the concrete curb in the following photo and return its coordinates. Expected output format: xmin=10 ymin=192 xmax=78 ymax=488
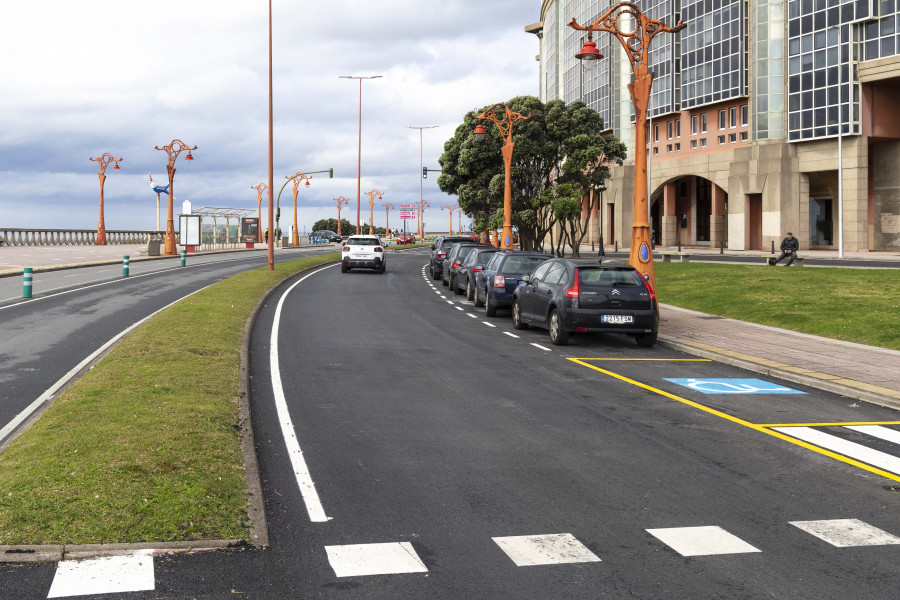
xmin=0 ymin=540 xmax=246 ymax=564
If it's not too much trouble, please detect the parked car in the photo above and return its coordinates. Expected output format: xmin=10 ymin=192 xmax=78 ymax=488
xmin=511 ymin=258 xmax=659 ymax=346
xmin=312 ymin=229 xmax=342 ymax=243
xmin=442 ymin=242 xmax=492 ymax=291
xmin=475 ymin=251 xmax=554 ymax=316
xmin=429 ymin=235 xmax=474 ymax=280
xmin=341 ymin=234 xmax=385 ymax=273
xmin=396 ymin=233 xmax=415 ymax=244
xmin=456 ymin=247 xmax=504 ymax=299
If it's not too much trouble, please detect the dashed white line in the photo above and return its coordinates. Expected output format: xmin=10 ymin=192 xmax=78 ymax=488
xmin=531 ymin=343 xmax=552 ymax=351
xmin=503 ymin=332 xmax=520 ymax=338
xmin=482 ymin=322 xmax=497 ymax=328
xmin=455 ymin=306 xmax=464 ymax=311
xmin=466 ymin=313 xmax=478 ymax=319
xmin=446 ymin=300 xmax=455 ymax=305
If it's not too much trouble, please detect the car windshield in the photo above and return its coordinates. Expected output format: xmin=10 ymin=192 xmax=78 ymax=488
xmin=347 ymin=238 xmax=379 ymax=246
xmin=457 ymin=246 xmax=480 ymax=260
xmin=501 ymin=256 xmax=551 ymax=274
xmin=578 ymin=267 xmax=644 ymax=286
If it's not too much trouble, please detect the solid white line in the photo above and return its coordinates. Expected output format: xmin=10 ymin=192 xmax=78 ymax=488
xmin=482 ymin=322 xmax=497 ymax=328
xmin=531 ymin=343 xmax=552 ymax=351
xmin=270 ymin=264 xmax=336 ymax=523
xmin=0 ymin=284 xmax=214 ymax=446
xmin=503 ymin=332 xmax=520 ymax=338
xmin=774 ymin=426 xmax=900 ymax=475
xmin=844 ymin=425 xmax=900 ymax=445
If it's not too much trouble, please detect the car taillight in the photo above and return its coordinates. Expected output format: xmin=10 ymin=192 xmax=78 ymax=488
xmin=493 ymin=275 xmax=506 ymax=288
xmin=566 ymin=274 xmax=580 ymax=298
xmin=343 ymin=246 xmax=350 ymax=252
xmin=451 ymin=261 xmax=459 ymax=268
xmin=642 ymin=275 xmax=657 ymax=301
xmin=473 ymin=266 xmax=482 ymax=272
xmin=438 ymin=252 xmax=447 ymax=258
xmin=375 ymin=247 xmax=383 ymax=252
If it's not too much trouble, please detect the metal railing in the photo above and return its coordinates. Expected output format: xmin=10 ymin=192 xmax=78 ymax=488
xmin=0 ymin=228 xmax=164 ymax=247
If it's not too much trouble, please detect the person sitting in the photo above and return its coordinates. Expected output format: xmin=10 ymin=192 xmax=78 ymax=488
xmin=772 ymin=232 xmax=799 ymax=266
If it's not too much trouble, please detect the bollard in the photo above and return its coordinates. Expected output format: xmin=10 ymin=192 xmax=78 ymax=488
xmin=123 ymin=255 xmax=130 ymax=277
xmin=180 ymin=249 xmax=186 ymax=267
xmin=720 ymin=240 xmax=724 ymax=254
xmin=678 ymin=239 xmax=682 ymax=253
xmin=615 ymin=240 xmax=619 ymax=252
xmin=771 ymin=240 xmax=776 ymax=253
xmin=23 ymin=267 xmax=33 ymax=298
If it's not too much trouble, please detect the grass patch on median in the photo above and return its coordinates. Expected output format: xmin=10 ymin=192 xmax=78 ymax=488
xmin=0 ymin=252 xmax=339 ymax=545
xmin=655 ymin=262 xmax=900 ymax=350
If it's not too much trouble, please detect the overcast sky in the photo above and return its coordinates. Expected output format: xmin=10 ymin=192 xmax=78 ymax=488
xmin=0 ymin=1 xmax=541 ymax=235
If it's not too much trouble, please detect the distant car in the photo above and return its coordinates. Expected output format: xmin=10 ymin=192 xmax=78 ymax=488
xmin=396 ymin=233 xmax=415 ymax=244
xmin=341 ymin=235 xmax=385 ymax=273
xmin=457 ymin=247 xmax=504 ymax=300
xmin=442 ymin=242 xmax=492 ymax=292
xmin=512 ymin=258 xmax=659 ymax=346
xmin=429 ymin=235 xmax=474 ymax=280
xmin=475 ymin=251 xmax=554 ymax=316
xmin=312 ymin=230 xmax=342 ymax=243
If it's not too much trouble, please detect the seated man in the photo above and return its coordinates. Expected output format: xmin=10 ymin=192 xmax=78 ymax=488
xmin=772 ymin=232 xmax=799 ymax=266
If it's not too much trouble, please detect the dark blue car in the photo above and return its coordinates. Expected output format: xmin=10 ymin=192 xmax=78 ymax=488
xmin=474 ymin=251 xmax=554 ymax=317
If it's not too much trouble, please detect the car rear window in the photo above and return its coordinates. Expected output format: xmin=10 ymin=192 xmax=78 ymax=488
xmin=501 ymin=255 xmax=551 ymax=274
xmin=347 ymin=238 xmax=379 ymax=246
xmin=578 ymin=267 xmax=644 ymax=286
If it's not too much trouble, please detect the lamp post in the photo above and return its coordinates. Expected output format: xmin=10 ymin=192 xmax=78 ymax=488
xmin=419 ymin=200 xmax=430 ymax=240
xmin=472 ymin=104 xmax=531 ymax=250
xmin=570 ymin=4 xmax=684 ymax=291
xmin=287 ymin=173 xmax=310 ymax=247
xmin=383 ymin=202 xmax=395 ymax=237
xmin=364 ymin=189 xmax=382 ymax=234
xmin=334 ymin=196 xmax=349 ymax=236
xmin=90 ymin=152 xmax=122 ymax=245
xmin=154 ymin=139 xmax=196 ymax=255
xmin=341 ymin=75 xmax=383 ymax=234
xmin=442 ymin=204 xmax=458 ymax=234
xmin=252 ymin=183 xmax=269 ymax=243
xmin=406 ymin=125 xmax=439 ymax=241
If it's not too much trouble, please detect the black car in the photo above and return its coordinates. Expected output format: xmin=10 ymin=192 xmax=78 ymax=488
xmin=475 ymin=251 xmax=554 ymax=316
xmin=512 ymin=258 xmax=659 ymax=347
xmin=456 ymin=247 xmax=504 ymax=300
xmin=429 ymin=235 xmax=475 ymax=280
xmin=311 ymin=229 xmax=342 ymax=243
xmin=442 ymin=242 xmax=492 ymax=291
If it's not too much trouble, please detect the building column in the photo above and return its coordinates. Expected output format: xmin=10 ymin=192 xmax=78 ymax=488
xmin=710 ymin=183 xmax=727 ymax=248
xmin=661 ymin=182 xmax=678 ymax=246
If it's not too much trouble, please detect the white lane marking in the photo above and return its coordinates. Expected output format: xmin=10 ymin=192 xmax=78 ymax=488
xmin=531 ymin=343 xmax=552 ymax=351
xmin=0 ymin=284 xmax=214 ymax=447
xmin=48 ymin=550 xmax=155 ymax=598
xmin=504 ymin=332 xmax=520 ymax=338
xmin=493 ymin=533 xmax=601 ymax=567
xmin=445 ymin=300 xmax=453 ymax=304
xmin=455 ymin=306 xmax=464 ymax=311
xmin=270 ymin=264 xmax=336 ymax=523
xmin=326 ymin=542 xmax=428 ymax=577
xmin=482 ymin=322 xmax=497 ymax=328
xmin=467 ymin=313 xmax=478 ymax=319
xmin=790 ymin=519 xmax=900 ymax=547
xmin=845 ymin=425 xmax=900 ymax=445
xmin=646 ymin=526 xmax=761 ymax=556
xmin=773 ymin=426 xmax=900 ymax=475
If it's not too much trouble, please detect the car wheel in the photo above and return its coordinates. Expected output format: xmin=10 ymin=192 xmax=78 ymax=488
xmin=341 ymin=263 xmax=348 ymax=273
xmin=512 ymin=299 xmax=529 ymax=330
xmin=474 ymin=285 xmax=485 ymax=308
xmin=442 ymin=274 xmax=449 ymax=287
xmin=466 ymin=281 xmax=475 ymax=301
xmin=548 ymin=309 xmax=570 ymax=346
xmin=485 ymin=295 xmax=497 ymax=317
xmin=635 ymin=332 xmax=657 ymax=348
xmin=378 ymin=264 xmax=385 ymax=274
xmin=454 ymin=277 xmax=465 ymax=295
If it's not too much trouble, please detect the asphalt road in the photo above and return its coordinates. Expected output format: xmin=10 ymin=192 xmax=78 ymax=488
xmin=3 ymin=247 xmax=900 ymax=598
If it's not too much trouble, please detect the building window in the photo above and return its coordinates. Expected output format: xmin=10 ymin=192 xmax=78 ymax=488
xmin=729 ymin=107 xmax=737 ymax=128
xmin=700 ymin=138 xmax=707 ymax=147
xmin=654 ymin=124 xmax=659 ymax=142
xmin=701 ymin=114 xmax=707 ymax=133
xmin=741 ymin=105 xmax=748 ymax=126
xmin=741 ymin=131 xmax=748 ymax=141
xmin=691 ymin=140 xmax=697 ymax=149
xmin=691 ymin=115 xmax=697 ymax=135
xmin=675 ymin=143 xmax=681 ymax=151
xmin=676 ymin=120 xmax=681 ymax=138
xmin=718 ymin=135 xmax=726 ymax=144
xmin=667 ymin=121 xmax=673 ymax=139
xmin=654 ymin=147 xmax=659 ymax=155
xmin=729 ymin=133 xmax=737 ymax=143
xmin=719 ymin=109 xmax=726 ymax=130
xmin=667 ymin=144 xmax=673 ymax=152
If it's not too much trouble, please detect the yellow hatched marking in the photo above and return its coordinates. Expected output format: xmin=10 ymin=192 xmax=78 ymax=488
xmin=568 ymin=358 xmax=900 ymax=483
xmin=758 ymin=421 xmax=900 ymax=428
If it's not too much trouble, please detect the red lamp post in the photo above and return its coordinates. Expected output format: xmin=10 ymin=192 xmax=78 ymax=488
xmin=287 ymin=173 xmax=311 ymax=247
xmin=364 ymin=189 xmax=382 ymax=235
xmin=154 ymin=140 xmax=196 ymax=255
xmin=90 ymin=152 xmax=122 ymax=245
xmin=570 ymin=3 xmax=685 ymax=292
xmin=252 ymin=183 xmax=269 ymax=243
xmin=472 ymin=104 xmax=531 ymax=250
xmin=334 ymin=196 xmax=349 ymax=236
xmin=419 ymin=200 xmax=430 ymax=240
xmin=383 ymin=202 xmax=395 ymax=237
xmin=442 ymin=204 xmax=458 ymax=234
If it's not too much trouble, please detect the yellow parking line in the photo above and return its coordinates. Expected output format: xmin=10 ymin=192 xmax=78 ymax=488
xmin=570 ymin=358 xmax=711 ymax=362
xmin=758 ymin=421 xmax=900 ymax=428
xmin=568 ymin=358 xmax=900 ymax=483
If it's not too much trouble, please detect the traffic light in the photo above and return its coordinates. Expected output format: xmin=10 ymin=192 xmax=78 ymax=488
xmin=422 ymin=167 xmax=428 ymax=179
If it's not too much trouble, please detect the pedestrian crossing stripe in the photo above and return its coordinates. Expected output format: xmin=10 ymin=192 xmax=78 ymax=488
xmin=493 ymin=533 xmax=601 ymax=566
xmin=646 ymin=526 xmax=761 ymax=556
xmin=790 ymin=519 xmax=900 ymax=547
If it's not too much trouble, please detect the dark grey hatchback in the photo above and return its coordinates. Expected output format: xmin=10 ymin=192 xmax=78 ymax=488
xmin=511 ymin=258 xmax=659 ymax=347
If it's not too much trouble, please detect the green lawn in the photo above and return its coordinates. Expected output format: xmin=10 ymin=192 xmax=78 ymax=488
xmin=655 ymin=262 xmax=900 ymax=350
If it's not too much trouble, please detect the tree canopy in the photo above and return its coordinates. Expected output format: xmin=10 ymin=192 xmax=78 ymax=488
xmin=437 ymin=96 xmax=626 ymax=255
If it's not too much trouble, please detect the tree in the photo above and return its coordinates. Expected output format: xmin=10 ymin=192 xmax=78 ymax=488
xmin=312 ymin=218 xmax=353 ymax=233
xmin=437 ymin=96 xmax=625 ymax=254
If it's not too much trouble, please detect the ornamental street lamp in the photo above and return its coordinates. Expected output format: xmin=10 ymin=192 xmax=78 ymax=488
xmin=90 ymin=152 xmax=121 ymax=245
xmin=287 ymin=173 xmax=310 ymax=247
xmin=252 ymin=183 xmax=269 ymax=243
xmin=472 ymin=104 xmax=531 ymax=250
xmin=442 ymin=204 xmax=458 ymax=234
xmin=341 ymin=75 xmax=383 ymax=234
xmin=365 ymin=189 xmax=382 ymax=234
xmin=570 ymin=3 xmax=684 ymax=292
xmin=334 ymin=196 xmax=349 ymax=236
xmin=383 ymin=202 xmax=395 ymax=237
xmin=154 ymin=139 xmax=196 ymax=255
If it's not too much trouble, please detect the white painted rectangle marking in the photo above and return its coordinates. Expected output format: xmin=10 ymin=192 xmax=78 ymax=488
xmin=503 ymin=332 xmax=520 ymax=338
xmin=790 ymin=519 xmax=900 ymax=547
xmin=446 ymin=300 xmax=454 ymax=304
xmin=773 ymin=426 xmax=900 ymax=475
xmin=467 ymin=313 xmax=478 ymax=318
xmin=845 ymin=425 xmax=900 ymax=445
xmin=530 ymin=343 xmax=552 ymax=351
xmin=646 ymin=526 xmax=761 ymax=556
xmin=455 ymin=306 xmax=464 ymax=311
xmin=48 ymin=550 xmax=155 ymax=598
xmin=482 ymin=322 xmax=497 ymax=328
xmin=325 ymin=542 xmax=428 ymax=577
xmin=493 ymin=533 xmax=601 ymax=566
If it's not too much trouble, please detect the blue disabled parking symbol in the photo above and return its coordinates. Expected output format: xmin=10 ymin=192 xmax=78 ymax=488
xmin=664 ymin=378 xmax=805 ymax=394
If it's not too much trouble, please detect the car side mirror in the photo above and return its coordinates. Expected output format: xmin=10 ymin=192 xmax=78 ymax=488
xmin=521 ymin=274 xmax=531 ymax=283
xmin=430 ymin=244 xmax=436 ymax=250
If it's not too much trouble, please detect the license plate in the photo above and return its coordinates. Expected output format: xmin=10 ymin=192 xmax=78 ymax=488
xmin=601 ymin=314 xmax=633 ymax=324
xmin=353 ymin=253 xmax=371 ymax=259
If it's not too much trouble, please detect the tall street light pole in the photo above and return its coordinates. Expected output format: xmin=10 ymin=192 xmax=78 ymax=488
xmin=90 ymin=152 xmax=122 ymax=245
xmin=405 ymin=126 xmax=439 ymax=241
xmin=365 ymin=189 xmax=383 ymax=234
xmin=472 ymin=104 xmax=531 ymax=251
xmin=154 ymin=139 xmax=196 ymax=255
xmin=341 ymin=75 xmax=383 ymax=235
xmin=571 ymin=3 xmax=684 ymax=292
xmin=252 ymin=183 xmax=269 ymax=243
xmin=266 ymin=0 xmax=275 ymax=269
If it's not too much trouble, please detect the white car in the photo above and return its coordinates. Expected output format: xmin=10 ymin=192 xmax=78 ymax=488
xmin=341 ymin=235 xmax=385 ymax=274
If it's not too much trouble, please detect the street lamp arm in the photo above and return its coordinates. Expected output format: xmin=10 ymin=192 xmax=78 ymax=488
xmin=473 ymin=104 xmax=532 ymax=144
xmin=154 ymin=139 xmax=197 ymax=166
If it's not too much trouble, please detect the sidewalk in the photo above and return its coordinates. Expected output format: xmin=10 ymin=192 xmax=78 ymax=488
xmin=2 ymin=243 xmax=898 ymax=410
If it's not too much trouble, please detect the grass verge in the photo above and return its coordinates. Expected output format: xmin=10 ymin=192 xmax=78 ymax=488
xmin=0 ymin=253 xmax=338 ymax=545
xmin=655 ymin=262 xmax=900 ymax=350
